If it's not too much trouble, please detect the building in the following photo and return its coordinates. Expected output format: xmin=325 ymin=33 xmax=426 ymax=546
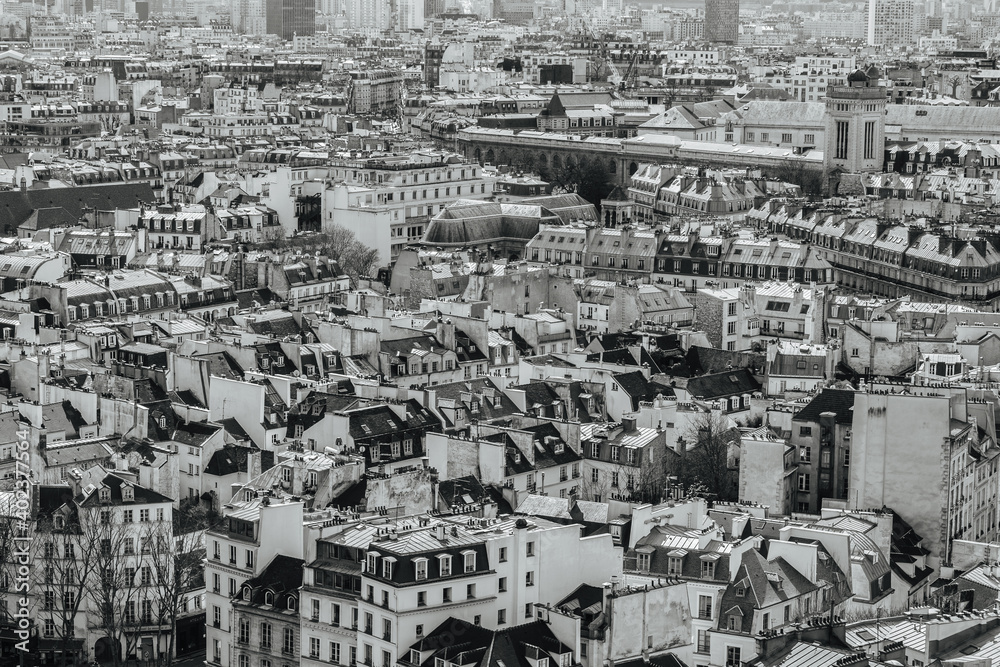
xmin=823 ymin=70 xmax=887 ymax=177
xmin=787 ymin=388 xmax=856 ymax=513
xmin=705 ymin=0 xmax=739 ymax=43
xmin=266 ymin=0 xmax=316 ymax=40
xmin=348 ymin=70 xmax=402 ymax=115
xmin=323 ymin=153 xmax=494 ymax=263
xmin=867 ymin=0 xmax=915 ymax=46
xmin=32 ymin=474 xmax=175 ymax=666
xmin=205 ymin=501 xmax=305 ymax=667
xmin=849 ymin=384 xmax=1000 ymax=567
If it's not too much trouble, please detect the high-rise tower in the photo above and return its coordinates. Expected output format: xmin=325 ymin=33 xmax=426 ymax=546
xmin=705 ymin=0 xmax=739 ymax=43
xmin=823 ymin=69 xmax=886 ymax=177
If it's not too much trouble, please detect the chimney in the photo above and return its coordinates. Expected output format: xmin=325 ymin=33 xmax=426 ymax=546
xmin=622 ymin=416 xmax=637 ymax=432
xmin=435 ymin=524 xmax=446 ymax=541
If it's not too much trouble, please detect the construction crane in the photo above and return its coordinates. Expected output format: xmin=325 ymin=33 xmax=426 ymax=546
xmin=619 ymin=49 xmax=640 ymax=93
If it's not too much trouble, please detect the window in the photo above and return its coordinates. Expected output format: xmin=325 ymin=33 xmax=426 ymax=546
xmin=835 ymin=121 xmax=849 ymax=160
xmin=701 ymin=559 xmax=716 ymax=579
xmin=799 ymin=426 xmax=812 ymax=437
xmin=726 ymin=646 xmax=741 ymax=667
xmin=417 ymin=591 xmax=427 ymax=607
xmin=697 ymin=629 xmax=710 ymax=653
xmin=443 ymin=587 xmax=452 ymax=603
xmin=310 ymin=638 xmax=321 ymax=660
xmin=526 ymin=571 xmax=535 ymax=586
xmin=499 ymin=577 xmax=507 ymax=592
xmin=498 ymin=547 xmax=507 ymax=562
xmin=261 ymin=623 xmax=272 ymax=649
xmin=525 ymin=603 xmax=533 ymax=618
xmin=463 ymin=552 xmax=476 ymax=573
xmin=498 ymin=609 xmax=507 ymax=624
xmin=238 ymin=618 xmax=250 ymax=644
xmin=439 ymin=555 xmax=451 ymax=576
xmin=414 ymin=558 xmax=427 ymax=581
xmin=798 ymin=473 xmax=810 ymax=492
xmin=331 ymin=643 xmax=341 ymax=664
xmin=466 ymin=583 xmax=476 ymax=599
xmin=526 ymin=542 xmax=535 ymax=557
xmin=799 ymin=446 xmax=811 ymax=462
xmin=282 ymin=628 xmax=295 ymax=655
xmin=239 ymin=657 xmax=249 ymax=667
xmin=698 ymin=595 xmax=713 ymax=620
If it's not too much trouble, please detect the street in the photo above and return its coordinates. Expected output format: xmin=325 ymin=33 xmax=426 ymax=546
xmin=172 ymin=651 xmax=205 ymax=667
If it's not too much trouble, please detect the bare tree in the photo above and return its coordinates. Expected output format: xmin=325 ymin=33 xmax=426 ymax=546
xmin=945 ymin=74 xmax=963 ymax=98
xmin=578 ymin=442 xmax=680 ymax=504
xmin=142 ymin=505 xmax=207 ymax=667
xmin=679 ymin=410 xmax=740 ymax=501
xmin=82 ymin=506 xmax=146 ymax=667
xmin=35 ymin=508 xmax=99 ymax=667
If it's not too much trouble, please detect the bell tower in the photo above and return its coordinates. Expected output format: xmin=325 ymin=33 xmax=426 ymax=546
xmin=824 ymin=69 xmax=886 ymax=177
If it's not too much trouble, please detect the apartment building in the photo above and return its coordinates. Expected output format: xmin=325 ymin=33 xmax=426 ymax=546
xmin=206 ymin=501 xmax=305 ymax=667
xmin=31 ymin=474 xmax=175 ymax=665
xmin=323 ymin=152 xmax=494 ymax=263
xmin=849 ymin=384 xmax=1000 ymax=567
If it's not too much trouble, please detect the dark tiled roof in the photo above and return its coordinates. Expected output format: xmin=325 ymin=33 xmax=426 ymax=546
xmin=204 ymin=444 xmax=273 ymax=476
xmin=348 ymin=405 xmax=408 ymax=440
xmin=197 ymin=351 xmax=245 ymax=379
xmin=685 ymin=368 xmax=761 ymax=400
xmin=235 ymin=288 xmax=279 ymax=309
xmin=612 ymin=371 xmax=657 ymax=410
xmin=240 ymin=554 xmax=304 ymax=607
xmin=171 ymin=420 xmax=220 ymax=446
xmin=437 ymin=475 xmax=491 ymax=510
xmin=511 ymin=381 xmax=560 ymax=407
xmin=792 ymin=388 xmax=856 ymax=425
xmin=79 ymin=473 xmax=173 ymax=507
xmin=0 ymin=182 xmax=155 ymax=234
xmin=686 ymin=346 xmax=765 ymax=376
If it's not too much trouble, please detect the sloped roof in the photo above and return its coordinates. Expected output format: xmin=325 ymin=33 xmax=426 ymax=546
xmin=423 ymin=200 xmax=565 ymax=246
xmin=685 ymin=367 xmax=761 ymax=399
xmin=792 ymin=388 xmax=855 ymax=425
xmin=0 ymin=182 xmax=155 ymax=234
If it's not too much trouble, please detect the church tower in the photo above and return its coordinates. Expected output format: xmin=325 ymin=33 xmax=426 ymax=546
xmin=823 ymin=69 xmax=886 ymax=177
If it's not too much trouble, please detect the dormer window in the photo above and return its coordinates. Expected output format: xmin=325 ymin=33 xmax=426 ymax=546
xmin=366 ymin=552 xmax=379 ymax=574
xmin=667 ymin=549 xmax=686 ymax=575
xmin=122 ymin=486 xmax=134 ymax=502
xmin=414 ymin=558 xmax=428 ymax=581
xmin=287 ymin=596 xmax=296 ymax=611
xmin=243 ymin=587 xmax=251 ymax=601
xmin=637 ymin=552 xmax=651 ymax=572
xmin=462 ymin=550 xmax=476 ymax=573
xmin=382 ymin=557 xmax=395 ymax=580
xmin=438 ymin=554 xmax=452 ymax=576
xmin=264 ymin=591 xmax=273 ymax=605
xmin=99 ymin=487 xmax=110 ymax=502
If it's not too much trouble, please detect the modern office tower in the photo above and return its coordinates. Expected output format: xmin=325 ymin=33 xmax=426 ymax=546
xmin=867 ymin=0 xmax=915 ymax=46
xmin=266 ymin=0 xmax=316 ymax=40
xmin=704 ymin=0 xmax=738 ymax=43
